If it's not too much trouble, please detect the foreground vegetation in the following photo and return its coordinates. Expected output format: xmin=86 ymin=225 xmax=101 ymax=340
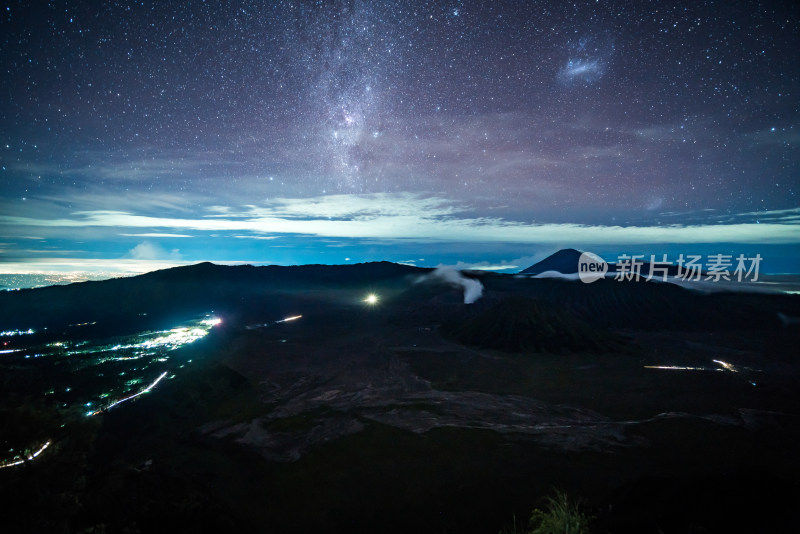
xmin=502 ymin=490 xmax=590 ymax=534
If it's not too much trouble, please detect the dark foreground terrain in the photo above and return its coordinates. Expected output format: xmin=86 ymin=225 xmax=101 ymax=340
xmin=1 ymin=261 xmax=799 ymax=533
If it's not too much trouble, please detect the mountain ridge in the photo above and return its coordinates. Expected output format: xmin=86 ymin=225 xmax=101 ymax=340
xmin=519 ymin=249 xmax=583 ymax=275
xmin=0 ymin=261 xmax=428 ymax=332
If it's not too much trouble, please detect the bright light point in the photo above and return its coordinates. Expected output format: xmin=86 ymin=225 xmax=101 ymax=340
xmin=712 ymin=359 xmax=738 ymax=372
xmin=364 ymin=293 xmax=379 ymax=305
xmin=644 ymin=365 xmax=712 ymax=371
xmin=276 ymin=315 xmax=302 ymax=323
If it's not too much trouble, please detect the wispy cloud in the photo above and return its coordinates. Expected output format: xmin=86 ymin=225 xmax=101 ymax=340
xmin=435 ymin=261 xmax=520 ymax=272
xmin=126 ymin=241 xmax=182 ymax=261
xmin=121 ymin=233 xmax=193 ymax=238
xmin=14 ymin=150 xmax=253 ymax=182
xmin=3 ymin=193 xmax=799 ymax=246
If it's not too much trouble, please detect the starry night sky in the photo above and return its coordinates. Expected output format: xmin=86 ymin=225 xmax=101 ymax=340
xmin=1 ymin=0 xmax=798 ymax=274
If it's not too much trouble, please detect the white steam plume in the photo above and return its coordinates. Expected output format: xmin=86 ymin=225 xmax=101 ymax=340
xmin=418 ymin=267 xmax=484 ymax=304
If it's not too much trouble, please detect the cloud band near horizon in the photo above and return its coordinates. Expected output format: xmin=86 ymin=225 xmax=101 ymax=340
xmin=3 ymin=194 xmax=799 ymax=246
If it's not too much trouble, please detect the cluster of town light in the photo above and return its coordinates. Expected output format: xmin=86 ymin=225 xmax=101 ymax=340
xmin=0 ymin=315 xmax=222 ymax=469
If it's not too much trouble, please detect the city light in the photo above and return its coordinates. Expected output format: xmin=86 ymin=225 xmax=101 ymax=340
xmin=86 ymin=371 xmax=168 ymax=416
xmin=0 ymin=440 xmax=52 ymax=470
xmin=0 ymin=328 xmax=35 ymax=337
xmin=644 ymin=365 xmax=713 ymax=371
xmin=4 ymin=314 xmax=219 ymax=419
xmin=2 ymin=314 xmax=223 ymax=468
xmin=712 ymin=359 xmax=738 ymax=372
xmin=246 ymin=314 xmax=302 ymax=330
xmin=645 ymin=359 xmax=748 ymax=374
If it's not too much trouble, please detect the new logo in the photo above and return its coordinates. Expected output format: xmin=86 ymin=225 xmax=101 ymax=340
xmin=578 ymin=252 xmax=608 ymax=283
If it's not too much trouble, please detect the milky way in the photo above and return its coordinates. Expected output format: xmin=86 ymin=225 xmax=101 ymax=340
xmin=0 ymin=1 xmax=798 ymax=274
